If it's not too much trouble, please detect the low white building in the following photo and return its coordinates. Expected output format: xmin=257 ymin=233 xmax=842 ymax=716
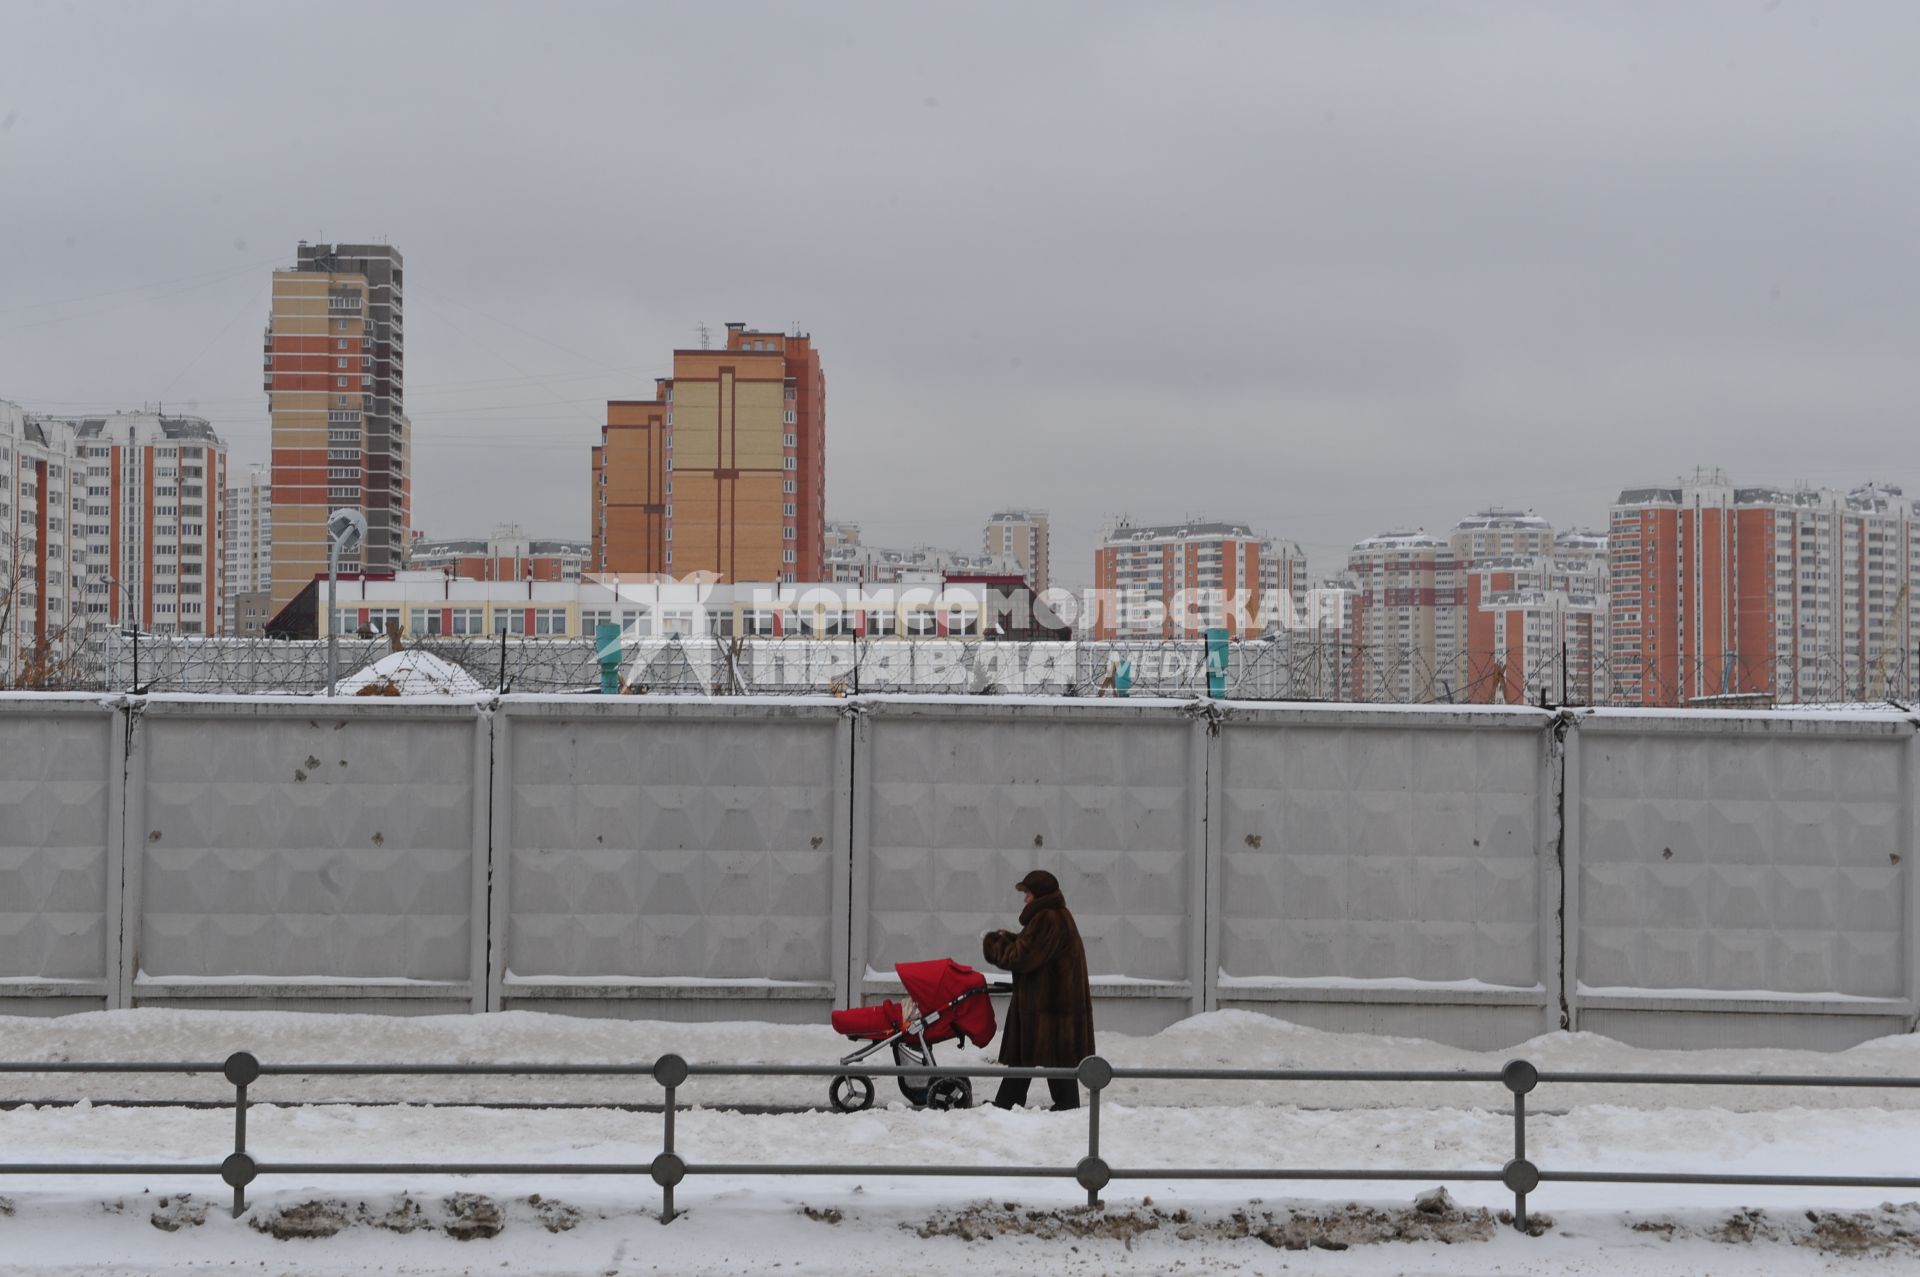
xmin=313 ymin=573 xmax=1041 ymax=641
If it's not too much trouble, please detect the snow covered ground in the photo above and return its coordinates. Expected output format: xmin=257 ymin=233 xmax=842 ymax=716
xmin=4 ymin=1009 xmax=1920 ymax=1274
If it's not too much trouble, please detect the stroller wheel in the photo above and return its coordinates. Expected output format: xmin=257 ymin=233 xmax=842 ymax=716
xmin=926 ymin=1076 xmax=972 ymax=1111
xmin=828 ymin=1074 xmax=875 ymax=1113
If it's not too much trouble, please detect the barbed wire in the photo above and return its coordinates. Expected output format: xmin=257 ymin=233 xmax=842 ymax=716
xmin=12 ymin=631 xmax=1911 ymax=710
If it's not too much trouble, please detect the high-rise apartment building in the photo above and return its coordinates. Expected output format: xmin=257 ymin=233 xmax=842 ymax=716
xmin=1344 ymin=531 xmax=1467 ymax=702
xmin=1092 ymin=519 xmax=1305 ymax=639
xmin=1 ymin=403 xmax=228 ymax=671
xmin=1346 ymin=511 xmax=1610 ymax=705
xmin=1450 ymin=508 xmax=1556 ymax=564
xmin=1464 ymin=552 xmax=1607 ymax=704
xmin=984 ymin=509 xmax=1051 ymax=593
xmin=0 ymin=400 xmax=85 ymax=680
xmin=224 ymin=464 xmax=271 ymax=636
xmin=1609 ymin=472 xmax=1920 ymax=706
xmin=266 ymin=242 xmax=408 ymax=612
xmin=593 ymin=323 xmax=825 ymax=584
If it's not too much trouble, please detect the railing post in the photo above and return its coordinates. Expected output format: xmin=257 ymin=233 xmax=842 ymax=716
xmin=1075 ymin=1057 xmax=1114 ymax=1210
xmin=650 ymin=1054 xmax=689 ymax=1223
xmin=221 ymin=1052 xmax=260 ymax=1218
xmin=1500 ymin=1059 xmax=1540 ymax=1233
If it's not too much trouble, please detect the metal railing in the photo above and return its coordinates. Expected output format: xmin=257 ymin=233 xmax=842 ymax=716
xmin=5 ymin=1053 xmax=1920 ymax=1232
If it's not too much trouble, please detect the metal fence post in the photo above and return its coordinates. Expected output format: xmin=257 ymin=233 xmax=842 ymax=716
xmin=1501 ymin=1059 xmax=1539 ymax=1232
xmin=1075 ymin=1057 xmax=1113 ymax=1210
xmin=222 ymin=1052 xmax=260 ymax=1218
xmin=651 ymin=1054 xmax=688 ymax=1223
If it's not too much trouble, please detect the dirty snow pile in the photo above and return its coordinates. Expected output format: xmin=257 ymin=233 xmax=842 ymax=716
xmin=4 ymin=1009 xmax=1920 ymax=1275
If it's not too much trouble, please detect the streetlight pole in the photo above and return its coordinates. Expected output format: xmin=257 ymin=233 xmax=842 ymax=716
xmin=325 ymin=509 xmax=367 ymax=697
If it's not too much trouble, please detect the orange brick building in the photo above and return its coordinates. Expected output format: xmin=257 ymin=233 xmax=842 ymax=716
xmin=1609 ymin=473 xmax=1919 ymax=706
xmin=592 ymin=323 xmax=825 ymax=583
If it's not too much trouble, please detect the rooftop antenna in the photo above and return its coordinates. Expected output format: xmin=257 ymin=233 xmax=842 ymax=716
xmin=695 ymin=322 xmax=713 ymax=349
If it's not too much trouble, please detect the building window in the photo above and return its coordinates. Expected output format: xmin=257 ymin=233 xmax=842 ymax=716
xmin=782 ymin=457 xmax=796 ymax=471
xmin=450 ymin=608 xmax=484 ymax=636
xmin=534 ymin=609 xmax=568 ymax=636
xmin=784 ymin=479 xmax=796 ymax=494
xmin=409 ymin=610 xmax=445 ymax=637
xmin=783 ymin=433 xmax=796 ymax=447
xmin=784 ymin=412 xmax=796 ymax=426
xmin=493 ymin=610 xmax=527 ymax=636
xmin=783 ymin=548 xmax=796 ymax=564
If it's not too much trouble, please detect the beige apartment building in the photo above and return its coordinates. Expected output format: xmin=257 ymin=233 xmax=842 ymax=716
xmin=266 ymin=242 xmax=408 ymax=612
xmin=984 ymin=509 xmax=1050 ymax=592
xmin=594 ymin=323 xmax=826 ymax=584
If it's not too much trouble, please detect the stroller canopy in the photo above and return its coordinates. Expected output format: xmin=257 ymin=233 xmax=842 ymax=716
xmin=897 ymin=958 xmax=997 ymax=1049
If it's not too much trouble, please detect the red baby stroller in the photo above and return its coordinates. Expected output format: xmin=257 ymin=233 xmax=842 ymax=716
xmin=827 ymin=958 xmax=999 ymax=1112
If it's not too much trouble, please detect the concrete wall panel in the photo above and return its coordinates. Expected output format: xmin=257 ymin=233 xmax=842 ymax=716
xmin=1212 ymin=706 xmax=1559 ymax=1047
xmin=127 ymin=698 xmax=483 ymax=1006
xmin=1573 ymin=712 xmax=1915 ymax=1044
xmin=854 ymin=700 xmax=1202 ymax=1031
xmin=1 ymin=693 xmax=1916 ymax=1051
xmin=0 ymin=697 xmax=119 ymax=1012
xmin=493 ymin=699 xmax=844 ymax=1017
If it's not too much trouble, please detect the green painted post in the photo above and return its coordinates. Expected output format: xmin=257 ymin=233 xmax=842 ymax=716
xmin=1206 ymin=627 xmax=1229 ymax=698
xmin=596 ymin=622 xmax=623 ymax=694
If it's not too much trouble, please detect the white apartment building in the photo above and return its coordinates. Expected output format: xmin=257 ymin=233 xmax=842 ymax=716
xmin=1 ymin=402 xmax=228 ymax=677
xmin=1450 ymin=508 xmax=1556 ymax=564
xmin=1345 ymin=530 xmax=1466 ymax=702
xmin=225 ymin=464 xmax=271 ymax=636
xmin=826 ymin=542 xmax=1025 ymax=587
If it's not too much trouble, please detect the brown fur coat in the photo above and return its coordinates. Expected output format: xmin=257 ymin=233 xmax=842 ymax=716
xmin=982 ymin=891 xmax=1095 ymax=1067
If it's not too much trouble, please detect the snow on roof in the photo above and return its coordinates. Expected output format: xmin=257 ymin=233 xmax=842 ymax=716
xmin=1452 ymin=508 xmax=1551 ymax=532
xmin=333 ymin=649 xmax=487 ymax=697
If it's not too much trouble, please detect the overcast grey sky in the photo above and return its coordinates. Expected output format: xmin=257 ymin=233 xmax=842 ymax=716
xmin=3 ymin=0 xmax=1916 ymax=585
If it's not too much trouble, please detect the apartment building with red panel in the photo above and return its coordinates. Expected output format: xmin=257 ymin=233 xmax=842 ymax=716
xmin=265 ymin=242 xmax=407 ymax=613
xmin=1091 ymin=519 xmax=1305 ymax=639
xmin=1463 ymin=550 xmax=1607 ymax=704
xmin=1609 ymin=472 xmax=1920 ymax=706
xmin=2 ymin=401 xmax=228 ymax=677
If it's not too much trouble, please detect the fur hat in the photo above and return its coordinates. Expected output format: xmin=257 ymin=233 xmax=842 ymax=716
xmin=1015 ymin=869 xmax=1060 ymax=897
